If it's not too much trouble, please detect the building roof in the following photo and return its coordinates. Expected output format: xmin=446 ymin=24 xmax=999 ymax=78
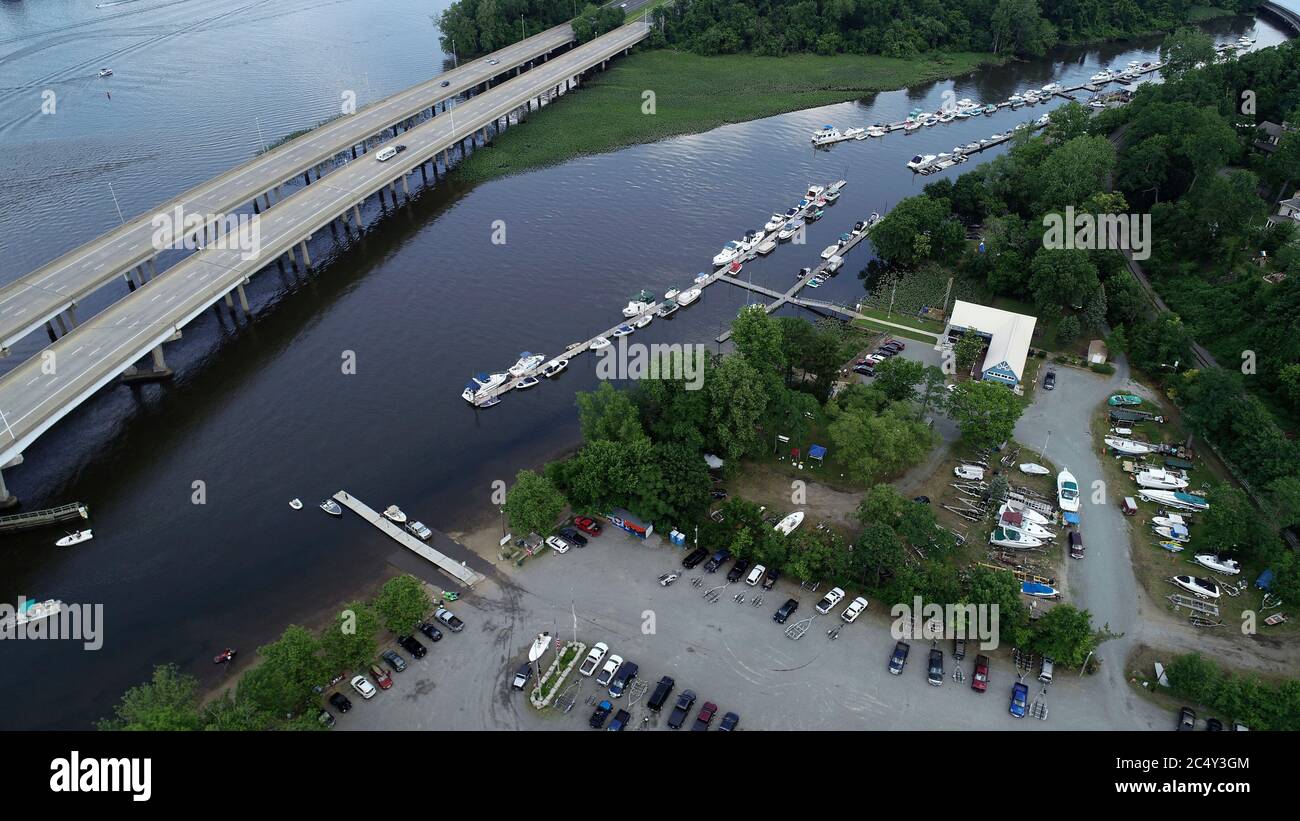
xmin=1088 ymin=339 xmax=1108 ymax=362
xmin=1260 ymin=120 xmax=1287 ymax=138
xmin=948 ymin=300 xmax=1038 ymax=383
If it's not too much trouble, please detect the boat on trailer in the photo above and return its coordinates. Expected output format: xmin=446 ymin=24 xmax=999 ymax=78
xmin=1173 ymin=575 xmax=1220 ymax=599
xmin=1193 ymin=554 xmax=1240 ymax=575
xmin=1021 ymin=581 xmax=1059 ymax=599
xmin=1139 ymin=489 xmax=1208 ymax=512
xmin=1136 ymin=468 xmax=1188 ymax=490
xmin=1018 ymin=463 xmax=1049 ymax=475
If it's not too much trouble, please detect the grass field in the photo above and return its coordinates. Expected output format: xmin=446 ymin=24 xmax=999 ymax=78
xmin=450 ymin=48 xmax=999 ymax=185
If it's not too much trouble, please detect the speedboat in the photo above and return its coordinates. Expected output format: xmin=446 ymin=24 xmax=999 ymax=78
xmin=783 ymin=207 xmax=801 ymax=220
xmin=1110 ymin=394 xmax=1142 ymax=407
xmin=764 ymin=214 xmax=785 ymax=232
xmin=99 ymin=68 xmax=113 ymax=77
xmin=1057 ymin=469 xmax=1080 ymax=513
xmin=774 ymin=511 xmax=804 ymax=535
xmin=55 ymin=530 xmax=93 ymax=547
xmin=589 ymin=336 xmax=611 ymax=349
xmin=805 ymin=276 xmax=824 ymax=288
xmin=1151 ymin=513 xmax=1187 ymax=529
xmin=1153 ymin=525 xmax=1190 ymax=543
xmin=999 ymin=512 xmax=1055 ymax=540
xmin=383 ymin=505 xmax=407 ymax=524
xmin=843 ymin=127 xmax=866 ymax=140
xmin=866 ymin=212 xmax=883 ymax=228
xmin=777 ymin=219 xmax=804 ymax=241
xmin=1136 ymin=468 xmax=1188 ymax=490
xmin=904 ymin=120 xmax=922 ymax=132
xmin=757 ymin=238 xmax=776 ymax=255
xmin=663 ymin=288 xmax=679 ymax=301
xmin=727 ymin=260 xmax=743 ymax=276
xmin=1089 ymin=69 xmax=1113 ymax=83
xmin=1156 ymin=540 xmax=1185 ymax=553
xmin=852 ymin=220 xmax=867 ymax=235
xmin=937 ymin=112 xmax=954 ymax=124
xmin=515 ymin=376 xmax=540 ymax=389
xmin=656 ymin=300 xmax=679 ymax=317
xmin=622 ymin=300 xmax=651 ymax=317
xmin=541 ymin=359 xmax=568 ymax=378
xmin=1041 ymin=82 xmax=1061 ymax=94
xmin=989 ymin=527 xmax=1044 ymax=549
xmin=820 ymin=244 xmax=840 ymax=260
xmin=634 ymin=313 xmax=653 ymax=329
xmin=823 ymin=190 xmax=840 ymax=203
xmin=320 ymin=499 xmax=342 ymax=516
xmin=1019 ymin=463 xmax=1050 ymax=475
xmin=289 ymin=498 xmax=303 ymax=510
xmin=907 ymin=154 xmax=936 ymax=170
xmin=677 ymin=288 xmax=701 ymax=306
xmin=611 ymin=324 xmax=634 ymax=338
xmin=983 ymin=104 xmax=998 ymax=115
xmin=1001 ymin=500 xmax=1051 ymax=526
xmin=508 ymin=352 xmax=545 ymax=377
xmin=1194 ymin=554 xmax=1241 ymax=576
xmin=805 ymin=208 xmax=825 ymax=222
xmin=811 ymin=127 xmax=842 ymax=145
xmin=712 ymin=241 xmax=741 ymax=267
xmin=1139 ymin=489 xmax=1208 ymax=512
xmin=1021 ymin=581 xmax=1059 ymax=599
xmin=1173 ymin=575 xmax=1220 ymax=599
xmin=1105 ymin=436 xmax=1151 ymax=455
xmin=806 ymin=184 xmax=825 ymax=199
xmin=866 ymin=125 xmax=886 ymax=137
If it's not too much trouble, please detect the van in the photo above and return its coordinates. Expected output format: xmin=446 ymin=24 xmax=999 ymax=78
xmin=1068 ymin=531 xmax=1084 ymax=559
xmin=1121 ymin=497 xmax=1138 ymax=516
xmin=1038 ymin=656 xmax=1055 ymax=684
xmin=647 ymin=675 xmax=675 ymax=712
xmin=375 ymin=146 xmax=398 ymax=162
xmin=745 ymin=564 xmax=766 ymax=586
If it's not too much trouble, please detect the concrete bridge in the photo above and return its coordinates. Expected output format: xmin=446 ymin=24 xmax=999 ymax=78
xmin=1261 ymin=1 xmax=1300 ymax=35
xmin=0 ymin=17 xmax=652 ymax=506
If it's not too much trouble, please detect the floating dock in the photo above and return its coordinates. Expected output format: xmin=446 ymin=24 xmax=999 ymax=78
xmin=0 ymin=502 xmax=88 ymax=535
xmin=332 ymin=490 xmax=485 ymax=587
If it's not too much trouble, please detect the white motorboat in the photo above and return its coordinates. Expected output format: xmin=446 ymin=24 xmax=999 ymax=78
xmin=406 ymin=520 xmax=433 ymax=541
xmin=677 ymin=288 xmax=701 ymax=306
xmin=656 ymin=300 xmax=679 ymax=317
xmin=1135 ymin=468 xmax=1188 ymax=490
xmin=842 ymin=127 xmax=865 ymax=140
xmin=820 ymin=244 xmax=840 ymax=260
xmin=461 ymin=371 xmax=508 ymax=402
xmin=1001 ymin=501 xmax=1051 ymax=526
xmin=937 ymin=112 xmax=954 ymax=124
xmin=712 ymin=241 xmax=741 ymax=267
xmin=589 ymin=336 xmax=611 ymax=349
xmin=1041 ymin=82 xmax=1061 ymax=93
xmin=989 ymin=527 xmax=1044 ymax=549
xmin=999 ymin=513 xmax=1055 ymax=541
xmin=663 ymin=288 xmax=679 ymax=300
xmin=508 ymin=352 xmax=545 ymax=377
xmin=1139 ymin=489 xmax=1208 ymax=512
xmin=1173 ymin=575 xmax=1220 ymax=599
xmin=612 ymin=324 xmax=634 ymax=338
xmin=866 ymin=125 xmax=886 ymax=137
xmin=757 ymin=238 xmax=776 ymax=255
xmin=764 ymin=214 xmax=785 ymax=232
xmin=622 ymin=300 xmax=651 ymax=317
xmin=99 ymin=68 xmax=113 ymax=77
xmin=289 ymin=498 xmax=303 ymax=510
xmin=320 ymin=499 xmax=342 ymax=516
xmin=541 ymin=359 xmax=568 ymax=378
xmin=866 ymin=212 xmax=882 ymax=228
xmin=954 ymin=464 xmax=985 ymax=481
xmin=1105 ymin=436 xmax=1151 ymax=455
xmin=1194 ymin=554 xmax=1241 ymax=576
xmin=1057 ymin=469 xmax=1080 ymax=513
xmin=634 ymin=313 xmax=653 ymax=329
xmin=383 ymin=505 xmax=407 ymax=524
xmin=774 ymin=511 xmax=804 ymax=535
xmin=1151 ymin=513 xmax=1187 ymax=529
xmin=777 ymin=219 xmax=804 ymax=241
xmin=907 ymin=153 xmax=936 ymax=170
xmin=1018 ymin=463 xmax=1050 ymax=475
xmin=811 ymin=127 xmax=842 ymax=145
xmin=904 ymin=120 xmax=922 ymax=132
xmin=1089 ymin=69 xmax=1113 ymax=83
xmin=55 ymin=530 xmax=93 ymax=547
xmin=1153 ymin=525 xmax=1189 ymax=543
xmin=515 ymin=376 xmax=540 ymax=389
xmin=806 ymin=184 xmax=825 ymax=198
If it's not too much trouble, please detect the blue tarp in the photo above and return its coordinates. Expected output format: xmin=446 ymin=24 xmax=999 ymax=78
xmin=808 ymin=444 xmax=827 ymax=461
xmin=1256 ymin=569 xmax=1275 ymax=590
xmin=1063 ymin=511 xmax=1081 ymax=526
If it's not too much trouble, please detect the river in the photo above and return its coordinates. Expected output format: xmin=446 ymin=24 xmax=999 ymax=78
xmin=0 ymin=0 xmax=1286 ymax=728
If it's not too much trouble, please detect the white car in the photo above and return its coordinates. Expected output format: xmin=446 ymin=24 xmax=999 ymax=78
xmin=595 ymin=654 xmax=623 ymax=687
xmin=375 ymin=146 xmax=397 ymax=162
xmin=745 ymin=564 xmax=766 ymax=586
xmin=579 ymin=642 xmax=608 ymax=677
xmin=350 ymin=675 xmax=377 ymax=699
xmin=815 ymin=586 xmax=845 ymax=614
xmin=841 ymin=596 xmax=869 ymax=623
xmin=546 ymin=535 xmax=572 ymax=554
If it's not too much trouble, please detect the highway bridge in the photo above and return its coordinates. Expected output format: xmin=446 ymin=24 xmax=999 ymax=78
xmin=0 ymin=17 xmax=652 ymax=506
xmin=1262 ymin=1 xmax=1300 ymax=35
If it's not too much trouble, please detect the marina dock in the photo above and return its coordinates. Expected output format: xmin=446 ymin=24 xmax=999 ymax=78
xmin=0 ymin=502 xmax=88 ymax=535
xmin=332 ymin=491 xmax=485 ymax=587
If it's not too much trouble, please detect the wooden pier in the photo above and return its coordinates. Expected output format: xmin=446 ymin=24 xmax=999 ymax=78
xmin=331 ymin=490 xmax=485 ymax=587
xmin=0 ymin=502 xmax=88 ymax=535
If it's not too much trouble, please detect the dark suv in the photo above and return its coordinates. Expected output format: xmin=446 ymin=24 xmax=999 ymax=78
xmin=725 ymin=558 xmax=751 ymax=583
xmin=889 ymin=640 xmax=910 ymax=674
xmin=773 ymin=598 xmax=799 ymax=624
xmin=647 ymin=675 xmax=675 ymax=712
xmin=927 ymin=648 xmax=944 ymax=686
xmin=328 ymin=692 xmax=352 ymax=714
xmin=681 ymin=547 xmax=708 ymax=569
xmin=397 ymin=635 xmax=427 ymax=659
xmin=667 ymin=689 xmax=697 ymax=729
xmin=703 ymin=549 xmax=731 ymax=573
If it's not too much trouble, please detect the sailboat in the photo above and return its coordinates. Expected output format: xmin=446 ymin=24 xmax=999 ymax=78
xmin=1105 ymin=437 xmax=1151 ymax=455
xmin=55 ymin=530 xmax=93 ymax=547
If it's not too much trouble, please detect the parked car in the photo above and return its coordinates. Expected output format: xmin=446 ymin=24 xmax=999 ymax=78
xmin=558 ymin=527 xmax=588 ymax=546
xmin=682 ymin=547 xmax=708 ymax=569
xmin=841 ymin=596 xmax=869 ymax=623
xmin=589 ymin=699 xmax=613 ymax=729
xmin=703 ymin=549 xmax=731 ymax=572
xmin=647 ymin=675 xmax=675 ymax=712
xmin=573 ymin=516 xmax=603 ymax=536
xmin=718 ymin=711 xmax=740 ymax=732
xmin=667 ymin=689 xmax=697 ymax=729
xmin=328 ymin=692 xmax=352 ymax=714
xmin=889 ymin=641 xmax=910 ymax=675
xmin=1043 ymin=369 xmax=1057 ymax=390
xmin=417 ymin=621 xmax=443 ymax=642
xmin=381 ymin=649 xmax=407 ymax=671
xmin=726 ymin=558 xmax=751 ymax=583
xmin=691 ymin=701 xmax=718 ymax=731
xmin=773 ymin=598 xmax=799 ymax=624
xmin=853 ymin=364 xmax=875 ymax=376
xmin=511 ymin=662 xmax=533 ymax=691
xmin=762 ymin=567 xmax=779 ymax=590
xmin=744 ymin=564 xmax=766 ymax=586
xmin=1038 ymin=657 xmax=1054 ymax=684
xmin=1010 ymin=682 xmax=1029 ymax=718
xmin=658 ymin=572 xmax=679 ymax=587
xmin=882 ymin=339 xmax=905 ymax=352
xmin=579 ymin=642 xmax=609 ymax=677
xmin=435 ymin=606 xmax=464 ymax=632
xmin=368 ymin=664 xmax=393 ymax=690
xmin=595 ymin=654 xmax=624 ymax=687
xmin=972 ymin=655 xmax=990 ymax=693
xmin=609 ymin=661 xmax=639 ymax=698
xmin=815 ymin=586 xmax=845 ymax=614
xmin=546 ymin=535 xmax=573 ymax=554
xmin=1068 ymin=531 xmax=1084 ymax=559
xmin=953 ymin=637 xmax=966 ymax=661
xmin=1177 ymin=706 xmax=1196 ymax=731
xmin=1206 ymin=717 xmax=1223 ymax=731
xmin=608 ymin=709 xmax=631 ymax=731
xmin=317 ymin=709 xmax=336 ymax=728
xmin=350 ymin=675 xmax=377 ymax=700
xmin=440 ymin=80 xmax=450 ymax=87
xmin=397 ymin=635 xmax=427 ymax=658
xmin=927 ymin=648 xmax=944 ymax=686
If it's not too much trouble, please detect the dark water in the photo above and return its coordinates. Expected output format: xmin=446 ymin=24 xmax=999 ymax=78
xmin=0 ymin=1 xmax=1283 ymax=728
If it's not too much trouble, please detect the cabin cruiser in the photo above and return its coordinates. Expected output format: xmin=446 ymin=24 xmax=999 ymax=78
xmin=677 ymin=288 xmax=701 ymax=306
xmin=1135 ymin=468 xmax=1189 ymax=490
xmin=622 ymin=300 xmax=651 ymax=317
xmin=811 ymin=126 xmax=842 ymax=145
xmin=589 ymin=336 xmax=611 ymax=349
xmin=1104 ymin=436 xmax=1151 ymax=455
xmin=383 ymin=505 xmax=407 ymax=524
xmin=777 ymin=219 xmax=804 ymax=241
xmin=774 ymin=511 xmax=804 ymax=535
xmin=461 ymin=371 xmax=508 ymax=402
xmin=806 ymin=184 xmax=825 ymax=199
xmin=712 ymin=241 xmax=742 ymax=267
xmin=1089 ymin=69 xmax=1114 ymax=83
xmin=508 ymin=352 xmax=545 ymax=377
xmin=1036 ymin=114 xmax=1050 ymax=127
xmin=866 ymin=125 xmax=886 ymax=137
xmin=1173 ymin=575 xmax=1220 ymax=599
xmin=1139 ymin=489 xmax=1208 ymax=512
xmin=612 ymin=324 xmax=634 ymax=338
xmin=999 ymin=511 xmax=1055 ymax=540
xmin=320 ymin=499 xmax=342 ymax=516
xmin=904 ymin=120 xmax=922 ymax=132
xmin=843 ymin=127 xmax=866 ymax=140
xmin=1057 ymin=469 xmax=1080 ymax=513
xmin=907 ymin=154 xmax=936 ymax=170
xmin=989 ymin=527 xmax=1044 ymax=549
xmin=764 ymin=214 xmax=785 ymax=232
xmin=1151 ymin=513 xmax=1187 ymax=529
xmin=656 ymin=299 xmax=679 ymax=317
xmin=1194 ymin=554 xmax=1241 ymax=576
xmin=541 ymin=359 xmax=568 ymax=378
xmin=1041 ymin=82 xmax=1061 ymax=94
xmin=1000 ymin=501 xmax=1051 ymax=526
xmin=55 ymin=530 xmax=93 ymax=547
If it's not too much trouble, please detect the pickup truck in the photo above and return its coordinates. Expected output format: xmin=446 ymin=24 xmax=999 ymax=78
xmin=578 ymin=642 xmax=608 ymax=677
xmin=667 ymin=689 xmax=697 ymax=729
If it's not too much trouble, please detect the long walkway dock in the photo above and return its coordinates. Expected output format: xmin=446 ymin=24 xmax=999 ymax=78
xmin=0 ymin=502 xmax=88 ymax=534
xmin=332 ymin=491 xmax=485 ymax=587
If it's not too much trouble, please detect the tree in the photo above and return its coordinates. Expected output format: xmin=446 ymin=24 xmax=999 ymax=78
xmin=320 ymin=601 xmax=380 ymax=676
xmin=963 ymin=566 xmax=1030 ymax=648
xmin=954 ymin=329 xmax=984 ymax=374
xmin=98 ymin=664 xmax=203 ymax=730
xmin=849 ymin=521 xmax=906 ymax=588
xmin=947 ymin=380 xmax=1024 ymax=449
xmin=576 ymin=382 xmax=646 ymax=445
xmin=1028 ymin=604 xmax=1097 ymax=667
xmin=504 ymin=469 xmax=566 ymax=536
xmin=1159 ymin=27 xmax=1215 ymax=80
xmin=990 ymin=0 xmax=1056 ymax=56
xmin=730 ymin=305 xmax=786 ymax=378
xmin=828 ymin=402 xmax=934 ymax=484
xmin=239 ymin=625 xmax=328 ymax=717
xmin=917 ymin=365 xmax=949 ymax=415
xmin=1034 ymin=135 xmax=1115 ymax=212
xmin=868 ymin=194 xmax=965 ymax=267
xmin=873 ymin=356 xmax=926 ymax=402
xmin=1057 ymin=314 xmax=1081 ymax=347
xmin=374 ymin=575 xmax=432 ymax=637
xmin=1268 ymin=475 xmax=1300 ymax=530
xmin=1029 ymin=247 xmax=1100 ymax=316
xmin=1199 ymin=484 xmax=1271 ymax=560
xmin=707 ymin=355 xmax=770 ymax=463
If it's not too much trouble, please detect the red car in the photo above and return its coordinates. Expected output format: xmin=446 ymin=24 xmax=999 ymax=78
xmin=691 ymin=701 xmax=718 ymax=731
xmin=573 ymin=517 xmax=603 ymax=537
xmin=971 ymin=654 xmax=989 ymax=693
xmin=369 ymin=664 xmax=393 ymax=690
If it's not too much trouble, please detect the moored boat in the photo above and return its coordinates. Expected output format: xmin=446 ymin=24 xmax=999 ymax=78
xmin=508 ymin=352 xmax=545 ymax=377
xmin=383 ymin=505 xmax=407 ymax=524
xmin=589 ymin=336 xmax=611 ymax=349
xmin=320 ymin=499 xmax=342 ymax=516
xmin=55 ymin=530 xmax=93 ymax=547
xmin=542 ymin=359 xmax=568 ymax=378
xmin=677 ymin=288 xmax=701 ymax=306
xmin=289 ymin=498 xmax=303 ymax=510
xmin=515 ymin=376 xmax=540 ymax=389
xmin=656 ymin=300 xmax=679 ymax=317
xmin=612 ymin=324 xmax=634 ymax=338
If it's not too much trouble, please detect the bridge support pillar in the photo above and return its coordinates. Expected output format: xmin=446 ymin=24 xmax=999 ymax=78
xmin=420 ymin=164 xmax=428 ymax=184
xmin=54 ymin=315 xmax=68 ymax=336
xmin=351 ymin=145 xmax=358 ymax=159
xmin=299 ymin=241 xmax=313 ymax=269
xmin=224 ymin=293 xmax=235 ymax=310
xmin=66 ymin=305 xmax=79 ymax=328
xmin=274 ymin=185 xmax=283 ymax=201
xmin=263 ymin=193 xmax=272 ymax=210
xmin=284 ymin=246 xmax=297 ymax=268
xmin=252 ymin=198 xmax=260 ymax=214
xmin=401 ymin=175 xmax=410 ymax=197
xmin=0 ymin=467 xmax=17 ymax=510
xmin=121 ymin=347 xmax=174 ymax=383
xmin=303 ymin=172 xmax=311 ymax=186
xmin=237 ymin=282 xmax=251 ymax=312
xmin=45 ymin=321 xmax=57 ymax=342
xmin=147 ymin=258 xmax=157 ymax=279
xmin=352 ymin=204 xmax=362 ymax=225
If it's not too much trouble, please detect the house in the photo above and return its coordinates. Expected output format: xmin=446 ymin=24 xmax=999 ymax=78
xmin=945 ymin=300 xmax=1038 ymax=386
xmin=1087 ymin=339 xmax=1108 ymax=365
xmin=1268 ymin=192 xmax=1300 ymax=226
xmin=1255 ymin=120 xmax=1290 ymax=153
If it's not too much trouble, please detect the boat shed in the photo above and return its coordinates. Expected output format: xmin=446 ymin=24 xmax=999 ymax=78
xmin=945 ymin=300 xmax=1037 ymax=386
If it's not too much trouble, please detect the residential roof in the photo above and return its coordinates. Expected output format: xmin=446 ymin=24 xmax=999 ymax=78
xmin=948 ymin=300 xmax=1038 ymax=383
xmin=1260 ymin=121 xmax=1286 ymax=138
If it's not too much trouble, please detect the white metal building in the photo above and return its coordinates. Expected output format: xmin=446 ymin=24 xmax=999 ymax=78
xmin=945 ymin=300 xmax=1037 ymax=385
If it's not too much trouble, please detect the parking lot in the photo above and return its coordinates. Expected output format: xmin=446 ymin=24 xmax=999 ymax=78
xmin=341 ymin=516 xmax=1171 ymax=731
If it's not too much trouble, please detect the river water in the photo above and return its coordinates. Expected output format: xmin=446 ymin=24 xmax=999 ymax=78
xmin=0 ymin=0 xmax=1285 ymax=728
